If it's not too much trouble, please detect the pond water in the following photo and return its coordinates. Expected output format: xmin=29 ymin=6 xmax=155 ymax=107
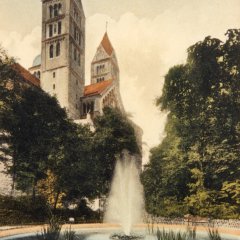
xmin=2 ymin=228 xmax=240 ymax=240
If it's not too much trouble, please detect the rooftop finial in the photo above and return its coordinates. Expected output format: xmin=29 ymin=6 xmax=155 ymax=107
xmin=106 ymin=21 xmax=108 ymax=33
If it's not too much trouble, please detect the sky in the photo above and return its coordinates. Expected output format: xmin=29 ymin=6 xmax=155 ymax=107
xmin=0 ymin=0 xmax=239 ymax=164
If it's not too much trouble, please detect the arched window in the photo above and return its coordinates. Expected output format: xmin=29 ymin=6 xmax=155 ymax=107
xmin=58 ymin=4 xmax=62 ymax=15
xmin=49 ymin=24 xmax=53 ymax=37
xmin=53 ymin=84 xmax=56 ymax=90
xmin=90 ymin=102 xmax=94 ymax=113
xmin=54 ymin=4 xmax=58 ymax=17
xmin=79 ymin=34 xmax=81 ymax=46
xmin=58 ymin=22 xmax=62 ymax=35
xmin=74 ymin=48 xmax=77 ymax=61
xmin=54 ymin=24 xmax=57 ymax=34
xmin=49 ymin=6 xmax=53 ymax=18
xmin=83 ymin=103 xmax=87 ymax=114
xmin=78 ymin=53 xmax=81 ymax=66
xmin=97 ymin=66 xmax=99 ymax=74
xmin=37 ymin=71 xmax=41 ymax=79
xmin=56 ymin=42 xmax=61 ymax=57
xmin=50 ymin=44 xmax=54 ymax=58
xmin=87 ymin=103 xmax=91 ymax=113
xmin=74 ymin=27 xmax=77 ymax=40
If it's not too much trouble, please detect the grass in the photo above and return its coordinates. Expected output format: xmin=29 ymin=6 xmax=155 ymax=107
xmin=156 ymin=227 xmax=197 ymax=240
xmin=36 ymin=214 xmax=62 ymax=240
xmin=155 ymin=227 xmax=222 ymax=240
xmin=207 ymin=228 xmax=222 ymax=240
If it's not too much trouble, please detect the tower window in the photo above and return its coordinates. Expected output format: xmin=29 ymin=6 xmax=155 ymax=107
xmin=54 ymin=4 xmax=58 ymax=17
xmin=49 ymin=44 xmax=54 ymax=58
xmin=49 ymin=24 xmax=53 ymax=37
xmin=78 ymin=53 xmax=81 ymax=66
xmin=83 ymin=103 xmax=87 ymax=115
xmin=37 ymin=71 xmax=41 ymax=79
xmin=58 ymin=22 xmax=62 ymax=34
xmin=56 ymin=42 xmax=61 ymax=57
xmin=54 ymin=24 xmax=57 ymax=34
xmin=53 ymin=72 xmax=56 ymax=78
xmin=74 ymin=48 xmax=77 ymax=61
xmin=79 ymin=35 xmax=81 ymax=46
xmin=90 ymin=102 xmax=94 ymax=113
xmin=53 ymin=84 xmax=56 ymax=90
xmin=74 ymin=27 xmax=77 ymax=40
xmin=58 ymin=4 xmax=62 ymax=15
xmin=49 ymin=6 xmax=53 ymax=18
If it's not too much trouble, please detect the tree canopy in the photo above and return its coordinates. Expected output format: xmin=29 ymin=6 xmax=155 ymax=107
xmin=0 ymin=52 xmax=140 ymax=211
xmin=142 ymin=29 xmax=240 ymax=218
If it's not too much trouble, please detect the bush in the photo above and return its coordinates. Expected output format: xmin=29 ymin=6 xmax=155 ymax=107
xmin=0 ymin=195 xmax=47 ymax=225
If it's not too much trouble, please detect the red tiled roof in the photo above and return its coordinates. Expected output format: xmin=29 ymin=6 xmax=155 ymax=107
xmin=12 ymin=63 xmax=40 ymax=87
xmin=101 ymin=32 xmax=114 ymax=56
xmin=84 ymin=80 xmax=113 ymax=97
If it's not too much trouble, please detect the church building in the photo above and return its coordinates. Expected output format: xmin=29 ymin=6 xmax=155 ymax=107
xmin=28 ymin=0 xmax=126 ymax=121
xmin=28 ymin=0 xmax=142 ymax=160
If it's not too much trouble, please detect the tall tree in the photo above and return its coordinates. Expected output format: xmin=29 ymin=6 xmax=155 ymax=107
xmin=93 ymin=107 xmax=140 ymax=196
xmin=142 ymin=29 xmax=240 ymax=218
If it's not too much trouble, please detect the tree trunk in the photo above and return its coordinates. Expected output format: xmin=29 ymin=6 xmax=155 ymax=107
xmin=32 ymin=178 xmax=37 ymax=203
xmin=11 ymin=149 xmax=17 ymax=196
xmin=53 ymin=190 xmax=60 ymax=212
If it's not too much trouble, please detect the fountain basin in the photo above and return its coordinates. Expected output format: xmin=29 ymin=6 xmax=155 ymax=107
xmin=0 ymin=224 xmax=240 ymax=240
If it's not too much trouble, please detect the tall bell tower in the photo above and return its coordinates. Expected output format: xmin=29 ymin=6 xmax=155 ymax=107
xmin=41 ymin=0 xmax=85 ymax=119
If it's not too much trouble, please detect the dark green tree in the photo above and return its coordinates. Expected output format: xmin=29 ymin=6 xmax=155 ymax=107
xmin=142 ymin=29 xmax=240 ymax=218
xmin=93 ymin=107 xmax=140 ymax=196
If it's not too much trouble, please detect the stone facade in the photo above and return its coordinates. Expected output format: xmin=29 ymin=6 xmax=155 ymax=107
xmin=41 ymin=0 xmax=85 ymax=119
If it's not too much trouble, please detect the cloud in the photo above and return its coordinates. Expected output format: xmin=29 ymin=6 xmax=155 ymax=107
xmin=0 ymin=26 xmax=41 ymax=67
xmin=86 ymin=4 xmax=240 ymax=163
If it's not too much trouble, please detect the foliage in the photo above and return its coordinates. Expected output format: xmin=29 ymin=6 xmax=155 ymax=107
xmin=207 ymin=228 xmax=222 ymax=240
xmin=142 ymin=29 xmax=240 ymax=218
xmin=37 ymin=170 xmax=66 ymax=209
xmin=93 ymin=107 xmax=140 ymax=195
xmin=0 ymin=195 xmax=47 ymax=225
xmin=62 ymin=227 xmax=79 ymax=240
xmin=156 ymin=228 xmax=196 ymax=240
xmin=37 ymin=212 xmax=62 ymax=240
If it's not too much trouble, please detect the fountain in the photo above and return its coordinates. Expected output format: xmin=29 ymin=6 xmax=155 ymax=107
xmin=104 ymin=151 xmax=145 ymax=238
xmin=2 ymin=153 xmax=240 ymax=240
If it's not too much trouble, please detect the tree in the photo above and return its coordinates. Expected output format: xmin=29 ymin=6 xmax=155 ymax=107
xmin=92 ymin=107 xmax=140 ymax=196
xmin=2 ymin=87 xmax=69 ymax=199
xmin=47 ymin=121 xmax=95 ymax=207
xmin=142 ymin=29 xmax=240 ymax=218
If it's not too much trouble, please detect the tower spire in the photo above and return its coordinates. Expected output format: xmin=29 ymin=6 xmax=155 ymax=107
xmin=106 ymin=21 xmax=108 ymax=33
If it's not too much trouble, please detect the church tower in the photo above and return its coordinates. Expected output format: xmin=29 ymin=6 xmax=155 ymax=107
xmin=41 ymin=0 xmax=85 ymax=119
xmin=91 ymin=33 xmax=120 ymax=86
